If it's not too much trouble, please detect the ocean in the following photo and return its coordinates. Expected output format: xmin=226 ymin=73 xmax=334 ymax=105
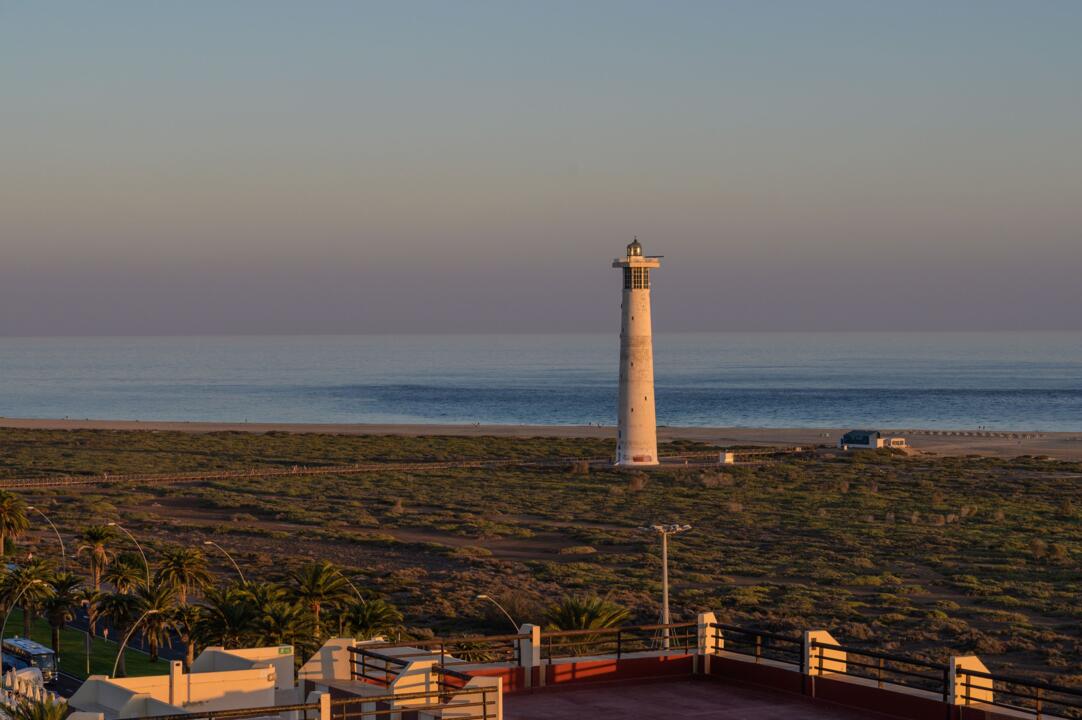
xmin=0 ymin=333 xmax=1080 ymax=431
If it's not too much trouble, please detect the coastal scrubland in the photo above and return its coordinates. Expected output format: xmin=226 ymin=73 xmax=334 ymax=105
xmin=2 ymin=428 xmax=1080 ymax=684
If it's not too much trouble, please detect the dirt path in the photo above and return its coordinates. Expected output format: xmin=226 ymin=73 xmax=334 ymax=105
xmin=2 ymin=418 xmax=1080 ymax=459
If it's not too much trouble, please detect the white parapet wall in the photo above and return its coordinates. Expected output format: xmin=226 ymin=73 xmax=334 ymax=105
xmin=805 ymin=630 xmax=846 ymax=676
xmin=950 ymin=655 xmax=994 ymax=705
xmin=70 ymin=647 xmax=291 ymax=720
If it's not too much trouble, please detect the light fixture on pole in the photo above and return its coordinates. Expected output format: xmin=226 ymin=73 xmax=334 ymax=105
xmin=112 ymin=608 xmax=161 ymax=678
xmin=332 ymin=567 xmax=366 ymax=606
xmin=638 ymin=523 xmax=692 ymax=650
xmin=26 ymin=506 xmax=65 ymax=569
xmin=0 ymin=579 xmax=46 ymax=652
xmin=476 ymin=594 xmax=519 ymax=632
xmin=203 ymin=540 xmax=247 ymax=585
xmin=108 ymin=522 xmax=151 ymax=589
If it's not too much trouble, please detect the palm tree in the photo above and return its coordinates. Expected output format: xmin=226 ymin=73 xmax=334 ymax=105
xmin=339 ymin=598 xmax=403 ymax=641
xmin=43 ymin=571 xmax=83 ymax=656
xmin=0 ymin=491 xmax=29 ymax=558
xmin=197 ymin=586 xmax=256 ymax=649
xmin=98 ymin=592 xmax=137 ymax=676
xmin=76 ymin=525 xmax=116 ymax=592
xmin=156 ymin=547 xmax=212 ymax=605
xmin=254 ymin=600 xmax=311 ymax=647
xmin=544 ymin=595 xmax=631 ymax=656
xmin=74 ymin=587 xmax=103 ymax=638
xmin=544 ymin=595 xmax=630 ymax=630
xmin=2 ymin=559 xmax=55 ymax=637
xmin=103 ymin=557 xmax=144 ymax=595
xmin=241 ymin=581 xmax=287 ymax=614
xmin=172 ymin=603 xmax=202 ymax=670
xmin=134 ymin=582 xmax=177 ymax=662
xmin=287 ymin=561 xmax=352 ymax=640
xmin=2 ymin=695 xmax=69 ymax=720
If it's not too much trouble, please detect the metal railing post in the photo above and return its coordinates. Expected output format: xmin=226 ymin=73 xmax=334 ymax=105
xmin=616 ymin=629 xmax=622 ymax=659
xmin=755 ymin=635 xmax=762 ymax=664
xmin=1036 ymin=686 xmax=1042 ymax=720
xmin=877 ymin=657 xmax=884 ymax=688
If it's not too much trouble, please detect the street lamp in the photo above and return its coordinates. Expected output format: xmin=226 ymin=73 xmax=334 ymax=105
xmin=333 ymin=567 xmax=366 ymax=605
xmin=0 ymin=579 xmax=46 ymax=652
xmin=203 ymin=541 xmax=247 ymax=585
xmin=80 ymin=599 xmax=92 ymax=676
xmin=25 ymin=506 xmax=65 ymax=569
xmin=639 ymin=523 xmax=692 ymax=650
xmin=108 ymin=522 xmax=151 ymax=589
xmin=112 ymin=608 xmax=161 ymax=678
xmin=476 ymin=594 xmax=519 ymax=632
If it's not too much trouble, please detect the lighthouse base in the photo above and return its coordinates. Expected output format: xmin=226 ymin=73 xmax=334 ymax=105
xmin=614 ymin=455 xmax=659 ymax=467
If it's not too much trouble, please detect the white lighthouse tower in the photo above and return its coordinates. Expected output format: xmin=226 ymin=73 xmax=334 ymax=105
xmin=613 ymin=238 xmax=661 ymax=466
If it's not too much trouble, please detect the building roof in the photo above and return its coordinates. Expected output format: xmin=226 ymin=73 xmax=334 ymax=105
xmin=841 ymin=430 xmax=881 ymax=444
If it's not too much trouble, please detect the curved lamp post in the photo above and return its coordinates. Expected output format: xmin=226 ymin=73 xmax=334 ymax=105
xmin=111 ymin=608 xmax=161 ymax=678
xmin=0 ymin=579 xmax=47 ymax=653
xmin=203 ymin=541 xmax=247 ymax=585
xmin=25 ymin=506 xmax=65 ymax=570
xmin=476 ymin=594 xmax=519 ymax=632
xmin=108 ymin=522 xmax=151 ymax=589
xmin=333 ymin=568 xmax=366 ymax=606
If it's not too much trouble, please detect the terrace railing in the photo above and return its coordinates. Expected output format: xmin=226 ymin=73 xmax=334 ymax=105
xmin=807 ymin=639 xmax=950 ymax=700
xmin=710 ymin=622 xmax=804 ymax=668
xmin=351 ymin=632 xmax=524 ymax=678
xmin=348 ymin=646 xmax=410 ymax=688
xmin=540 ymin=622 xmax=698 ymax=661
xmin=957 ymin=667 xmax=1082 ymax=719
xmin=346 ymin=618 xmax=1082 ymax=719
xmin=126 ymin=687 xmax=499 ymax=720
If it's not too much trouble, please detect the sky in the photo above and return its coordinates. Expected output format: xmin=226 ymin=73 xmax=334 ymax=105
xmin=2 ymin=1 xmax=1080 ymax=335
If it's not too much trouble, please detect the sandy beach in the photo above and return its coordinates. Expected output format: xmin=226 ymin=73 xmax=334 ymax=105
xmin=1 ymin=417 xmax=1080 ymax=460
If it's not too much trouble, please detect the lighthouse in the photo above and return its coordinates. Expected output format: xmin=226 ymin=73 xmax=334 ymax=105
xmin=613 ymin=238 xmax=661 ymax=466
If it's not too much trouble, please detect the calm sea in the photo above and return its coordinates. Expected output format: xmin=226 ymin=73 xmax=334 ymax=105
xmin=0 ymin=333 xmax=1080 ymax=431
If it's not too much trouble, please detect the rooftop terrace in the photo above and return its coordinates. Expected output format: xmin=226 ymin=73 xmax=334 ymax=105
xmin=504 ymin=677 xmax=874 ymax=720
xmin=65 ymin=615 xmax=1082 ymax=720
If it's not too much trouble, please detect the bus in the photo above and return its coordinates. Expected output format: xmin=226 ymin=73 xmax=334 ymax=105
xmin=2 ymin=638 xmax=57 ymax=683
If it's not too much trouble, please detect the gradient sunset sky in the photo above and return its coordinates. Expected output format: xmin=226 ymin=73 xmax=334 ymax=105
xmin=2 ymin=1 xmax=1080 ymax=334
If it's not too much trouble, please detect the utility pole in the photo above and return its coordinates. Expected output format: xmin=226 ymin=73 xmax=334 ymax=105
xmin=639 ymin=524 xmax=691 ymax=650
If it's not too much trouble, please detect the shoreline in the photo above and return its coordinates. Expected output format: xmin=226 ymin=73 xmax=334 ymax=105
xmin=1 ymin=417 xmax=1080 ymax=460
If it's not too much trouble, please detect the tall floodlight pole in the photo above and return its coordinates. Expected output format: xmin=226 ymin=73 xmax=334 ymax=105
xmin=639 ymin=524 xmax=692 ymax=650
xmin=26 ymin=506 xmax=65 ymax=569
xmin=108 ymin=522 xmax=151 ymax=589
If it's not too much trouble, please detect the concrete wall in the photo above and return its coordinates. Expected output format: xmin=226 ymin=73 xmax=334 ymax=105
xmin=71 ymin=656 xmax=279 ymax=719
xmin=299 ymin=638 xmax=358 ymax=686
xmin=194 ymin=646 xmax=294 ymax=690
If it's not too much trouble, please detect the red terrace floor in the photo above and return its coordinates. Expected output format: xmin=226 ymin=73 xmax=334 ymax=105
xmin=503 ymin=679 xmax=886 ymax=720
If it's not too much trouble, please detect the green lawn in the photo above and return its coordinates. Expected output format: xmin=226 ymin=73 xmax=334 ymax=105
xmin=14 ymin=612 xmax=170 ymax=680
